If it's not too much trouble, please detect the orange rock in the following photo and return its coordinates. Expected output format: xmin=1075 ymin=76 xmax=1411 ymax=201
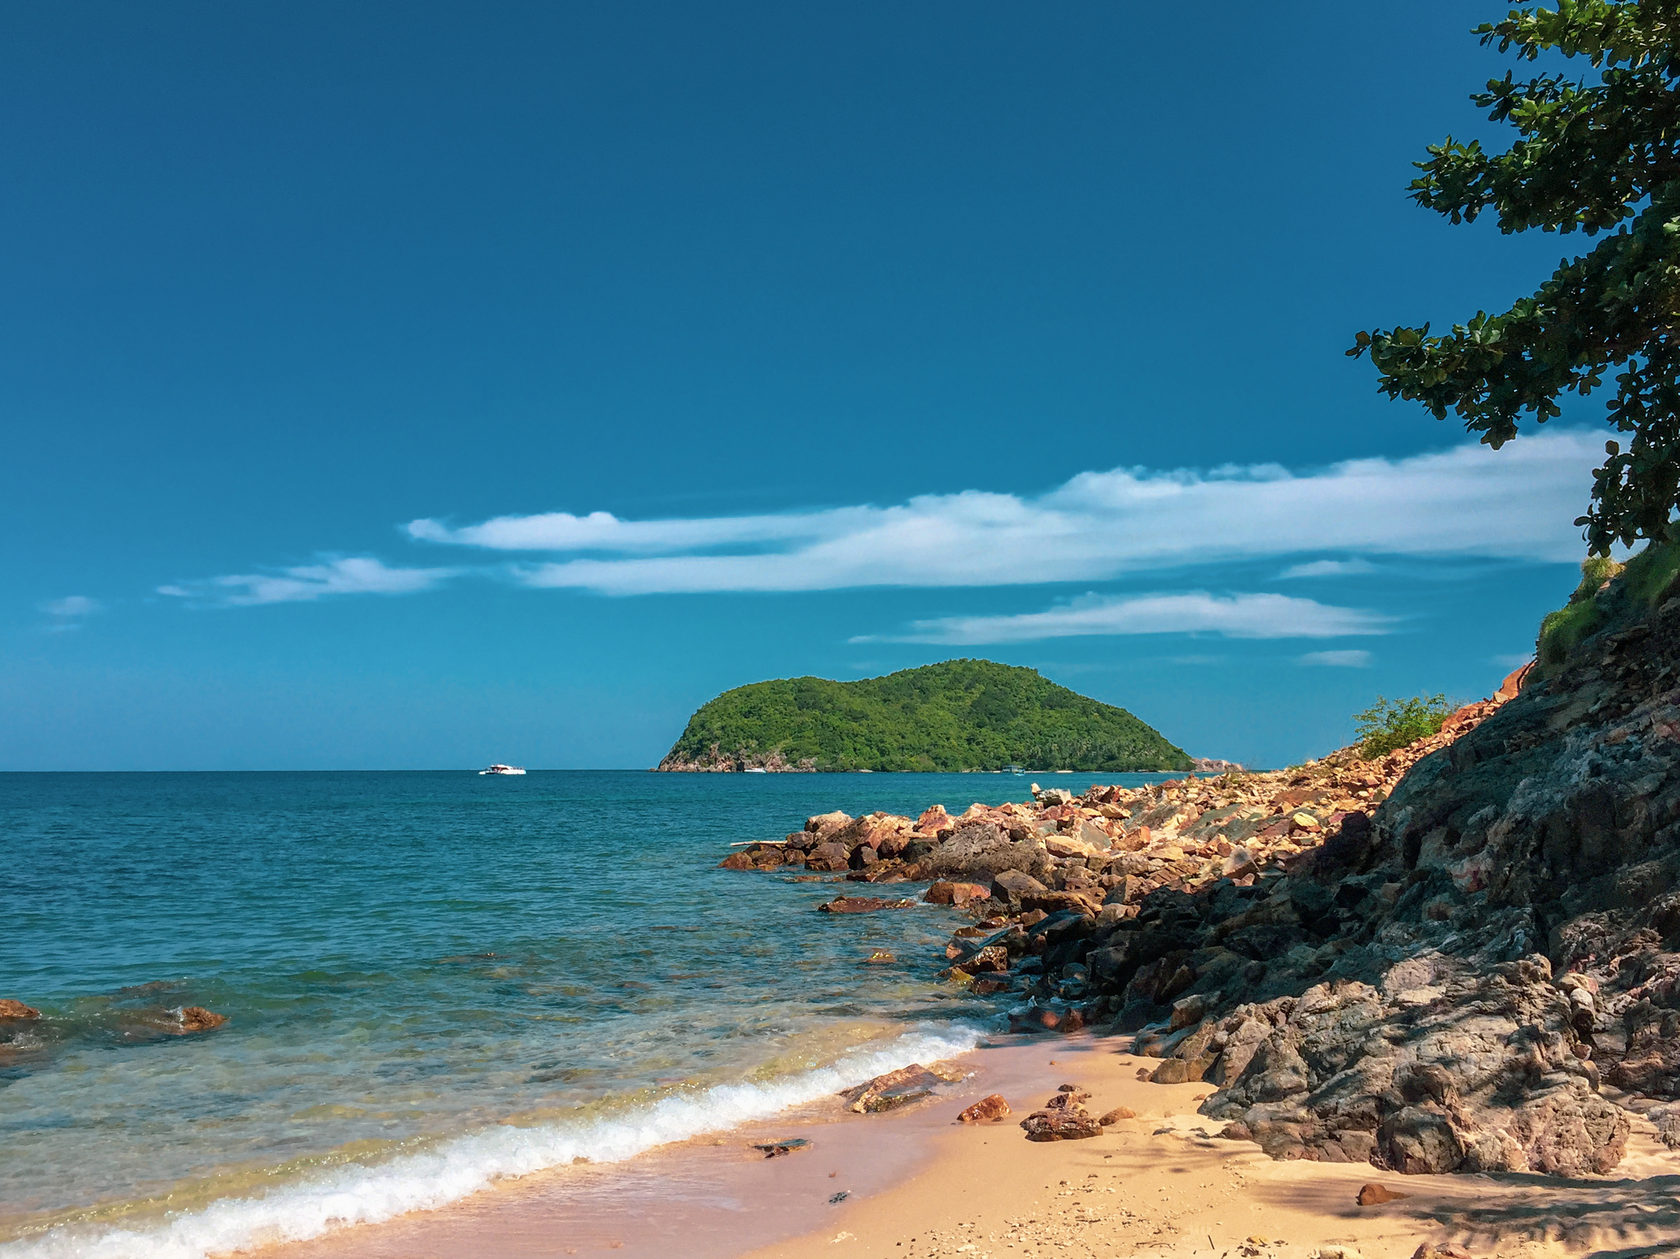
xmin=924 ymin=880 xmax=990 ymax=907
xmin=1098 ymin=1106 xmax=1135 ymax=1124
xmin=957 ymin=1094 xmax=1011 ymax=1123
xmin=0 ymin=1000 xmax=40 ymax=1020
xmin=914 ymin=804 xmax=954 ymax=835
xmin=1358 ymin=1182 xmax=1411 ymax=1206
xmin=177 ymin=1006 xmax=227 ymax=1032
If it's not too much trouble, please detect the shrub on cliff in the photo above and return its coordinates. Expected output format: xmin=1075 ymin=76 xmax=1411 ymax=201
xmin=1354 ymin=694 xmax=1453 ymax=760
xmin=1539 ymin=543 xmax=1680 ymax=673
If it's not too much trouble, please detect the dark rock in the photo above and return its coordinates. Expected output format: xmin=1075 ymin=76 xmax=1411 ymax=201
xmin=928 ymin=822 xmax=1052 ymax=882
xmin=805 ymin=842 xmax=852 ymax=872
xmin=817 ymin=896 xmax=914 ymax=914
xmin=751 ymin=1138 xmax=810 ymax=1157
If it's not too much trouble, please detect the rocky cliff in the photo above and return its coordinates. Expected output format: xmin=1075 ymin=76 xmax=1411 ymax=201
xmin=722 ymin=560 xmax=1680 ymax=1176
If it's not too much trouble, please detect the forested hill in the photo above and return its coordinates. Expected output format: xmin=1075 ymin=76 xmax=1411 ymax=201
xmin=656 ymin=660 xmax=1190 ymax=773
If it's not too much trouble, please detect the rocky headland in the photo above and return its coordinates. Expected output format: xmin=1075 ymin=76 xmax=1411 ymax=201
xmin=720 ymin=567 xmax=1680 ymax=1180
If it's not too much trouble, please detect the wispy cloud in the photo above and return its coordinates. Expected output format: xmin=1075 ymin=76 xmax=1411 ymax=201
xmin=159 ymin=557 xmax=456 ymax=607
xmin=855 ymin=592 xmax=1391 ymax=645
xmin=40 ymin=595 xmax=102 ymax=631
xmin=42 ymin=595 xmax=101 ymax=618
xmin=1279 ymin=558 xmax=1377 ymax=580
xmin=405 ymin=432 xmax=1598 ymax=596
xmin=1298 ymin=649 xmax=1374 ymax=668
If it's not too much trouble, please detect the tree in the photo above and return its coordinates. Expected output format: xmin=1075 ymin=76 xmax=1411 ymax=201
xmin=1349 ymin=2 xmax=1680 ymax=555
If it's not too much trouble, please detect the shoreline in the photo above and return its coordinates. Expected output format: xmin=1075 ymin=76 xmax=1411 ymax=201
xmin=242 ymin=1030 xmax=1039 ymax=1259
xmin=244 ymin=1031 xmax=1680 ymax=1259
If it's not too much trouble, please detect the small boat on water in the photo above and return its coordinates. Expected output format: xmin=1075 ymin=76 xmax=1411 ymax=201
xmin=478 ymin=764 xmax=526 ymax=776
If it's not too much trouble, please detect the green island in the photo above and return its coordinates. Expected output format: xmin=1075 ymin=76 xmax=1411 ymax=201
xmin=656 ymin=659 xmax=1190 ymax=773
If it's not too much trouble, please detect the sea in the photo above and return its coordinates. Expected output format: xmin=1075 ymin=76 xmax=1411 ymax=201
xmin=0 ymin=769 xmax=1179 ymax=1259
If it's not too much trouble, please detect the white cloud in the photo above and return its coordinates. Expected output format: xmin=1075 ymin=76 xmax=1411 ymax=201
xmin=856 ymin=592 xmax=1391 ymax=645
xmin=41 ymin=595 xmax=101 ymax=618
xmin=1279 ymin=558 xmax=1378 ymax=580
xmin=1298 ymin=649 xmax=1375 ymax=668
xmin=160 ymin=557 xmax=456 ymax=607
xmin=406 ymin=431 xmax=1599 ymax=595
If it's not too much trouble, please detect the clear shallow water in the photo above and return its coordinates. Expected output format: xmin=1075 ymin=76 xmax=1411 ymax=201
xmin=0 ymin=770 xmax=1170 ymax=1257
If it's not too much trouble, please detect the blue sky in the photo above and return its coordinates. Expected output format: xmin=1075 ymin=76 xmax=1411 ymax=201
xmin=2 ymin=2 xmax=1606 ymax=770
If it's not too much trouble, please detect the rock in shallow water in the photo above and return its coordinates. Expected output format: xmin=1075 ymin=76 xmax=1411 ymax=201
xmin=817 ymin=896 xmax=914 ymax=914
xmin=174 ymin=1006 xmax=227 ymax=1033
xmin=844 ymin=1063 xmax=963 ymax=1113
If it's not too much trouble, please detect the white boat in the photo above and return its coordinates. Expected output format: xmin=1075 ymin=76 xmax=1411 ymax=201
xmin=478 ymin=764 xmax=526 ymax=776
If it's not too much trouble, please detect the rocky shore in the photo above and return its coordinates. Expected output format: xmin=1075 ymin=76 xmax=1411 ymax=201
xmin=721 ymin=584 xmax=1680 ymax=1181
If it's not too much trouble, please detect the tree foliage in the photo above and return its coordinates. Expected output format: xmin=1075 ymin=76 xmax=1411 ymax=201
xmin=659 ymin=659 xmax=1190 ymax=773
xmin=1353 ymin=693 xmax=1455 ymax=759
xmin=1349 ymin=1 xmax=1680 ymax=554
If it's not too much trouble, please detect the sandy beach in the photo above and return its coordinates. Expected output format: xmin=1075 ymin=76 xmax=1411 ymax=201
xmin=242 ymin=1033 xmax=1680 ymax=1259
xmin=747 ymin=1037 xmax=1680 ymax=1259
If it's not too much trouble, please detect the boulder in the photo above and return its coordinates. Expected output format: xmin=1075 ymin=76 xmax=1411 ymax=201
xmin=1021 ymin=1102 xmax=1102 ymax=1136
xmin=990 ymin=868 xmax=1050 ymax=904
xmin=805 ymin=842 xmax=852 ymax=872
xmin=924 ymin=880 xmax=991 ymax=907
xmin=1356 ymin=1183 xmax=1409 ymax=1206
xmin=927 ymin=822 xmax=1052 ymax=882
xmin=915 ymin=804 xmax=955 ymax=836
xmin=950 ymin=944 xmax=1008 ymax=975
xmin=844 ymin=1063 xmax=961 ymax=1113
xmin=957 ymin=1094 xmax=1012 ymax=1123
xmin=0 ymin=1000 xmax=40 ymax=1020
xmin=1044 ymin=834 xmax=1102 ymax=860
xmin=817 ymin=896 xmax=914 ymax=914
xmin=837 ymin=812 xmax=914 ymax=858
xmin=175 ymin=1006 xmax=227 ymax=1033
xmin=806 ymin=811 xmax=852 ymax=841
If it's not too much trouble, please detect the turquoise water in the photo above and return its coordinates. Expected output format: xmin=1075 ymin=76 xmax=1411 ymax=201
xmin=0 ymin=770 xmax=1167 ymax=1257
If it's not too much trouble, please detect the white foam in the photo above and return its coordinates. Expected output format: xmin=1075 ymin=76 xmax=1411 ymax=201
xmin=1 ymin=1024 xmax=985 ymax=1259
